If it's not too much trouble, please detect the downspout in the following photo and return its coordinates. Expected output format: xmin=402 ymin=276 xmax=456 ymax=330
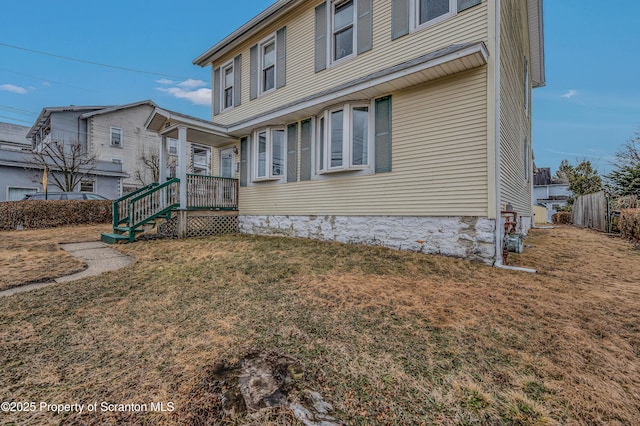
xmin=493 ymin=0 xmax=538 ymax=274
xmin=491 ymin=0 xmax=535 ymax=274
xmin=492 ymin=0 xmax=504 ymax=267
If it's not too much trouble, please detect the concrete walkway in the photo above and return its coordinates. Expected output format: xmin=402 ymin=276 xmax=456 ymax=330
xmin=0 ymin=242 xmax=134 ymax=298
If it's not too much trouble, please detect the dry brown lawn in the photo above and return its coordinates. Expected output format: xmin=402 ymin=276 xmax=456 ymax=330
xmin=0 ymin=225 xmax=639 ymax=425
xmin=0 ymin=224 xmax=111 ymax=291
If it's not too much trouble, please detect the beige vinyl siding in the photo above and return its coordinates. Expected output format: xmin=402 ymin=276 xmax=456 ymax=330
xmin=239 ymin=68 xmax=488 ymax=217
xmin=211 ymin=1 xmax=488 ymax=126
xmin=499 ymin=0 xmax=532 ymax=215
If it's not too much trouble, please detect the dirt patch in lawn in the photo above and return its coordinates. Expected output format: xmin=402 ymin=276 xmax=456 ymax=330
xmin=0 ymin=227 xmax=639 ymax=425
xmin=0 ymin=224 xmax=111 ymax=290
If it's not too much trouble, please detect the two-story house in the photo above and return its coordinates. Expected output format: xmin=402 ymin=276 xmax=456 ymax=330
xmin=142 ymin=0 xmax=544 ymax=265
xmin=0 ymin=121 xmax=127 ymax=201
xmin=27 ymin=100 xmax=216 ymax=196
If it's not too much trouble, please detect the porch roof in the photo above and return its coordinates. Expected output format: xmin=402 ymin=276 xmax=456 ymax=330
xmin=145 ymin=107 xmax=236 ymax=147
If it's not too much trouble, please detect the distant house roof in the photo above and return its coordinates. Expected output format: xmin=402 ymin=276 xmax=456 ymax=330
xmin=27 ymin=105 xmax=110 ymax=139
xmin=533 ymin=167 xmax=551 ymax=186
xmin=0 ymin=122 xmax=30 ymax=146
xmin=80 ymin=100 xmax=157 ymax=119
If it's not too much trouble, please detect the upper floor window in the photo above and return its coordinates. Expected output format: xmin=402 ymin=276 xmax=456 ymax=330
xmin=316 ymin=103 xmax=371 ymax=174
xmin=332 ymin=0 xmax=355 ymax=62
xmin=249 ymin=27 xmax=286 ymax=100
xmin=254 ymin=128 xmax=285 ymax=181
xmin=416 ymin=0 xmax=454 ymax=28
xmin=213 ymin=54 xmax=242 ymax=115
xmin=392 ymin=0 xmax=482 ymax=40
xmin=110 ymin=127 xmax=123 ymax=147
xmin=222 ymin=62 xmax=234 ymax=110
xmin=260 ymin=38 xmax=276 ymax=94
xmin=315 ymin=0 xmax=372 ymax=72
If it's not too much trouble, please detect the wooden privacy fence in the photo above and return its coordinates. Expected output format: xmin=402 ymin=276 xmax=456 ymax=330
xmin=572 ymin=191 xmax=608 ymax=232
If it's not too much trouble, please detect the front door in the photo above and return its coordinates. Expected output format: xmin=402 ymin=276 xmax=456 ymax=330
xmin=220 ymin=148 xmax=235 ymax=178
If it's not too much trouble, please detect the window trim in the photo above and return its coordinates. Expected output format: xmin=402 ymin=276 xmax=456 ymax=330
xmin=314 ymin=101 xmax=374 ymax=177
xmin=411 ymin=0 xmax=456 ymax=32
xmin=221 ymin=60 xmax=235 ymax=111
xmin=191 ymin=143 xmax=211 ymax=175
xmin=330 ymin=0 xmax=357 ymax=65
xmin=79 ymin=180 xmax=95 ymax=193
xmin=252 ymin=127 xmax=286 ymax=182
xmin=219 ymin=147 xmax=236 ymax=179
xmin=110 ymin=127 xmax=123 ymax=147
xmin=258 ymin=34 xmax=277 ymax=97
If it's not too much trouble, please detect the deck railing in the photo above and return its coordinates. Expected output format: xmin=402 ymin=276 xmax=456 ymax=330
xmin=186 ymin=174 xmax=238 ymax=210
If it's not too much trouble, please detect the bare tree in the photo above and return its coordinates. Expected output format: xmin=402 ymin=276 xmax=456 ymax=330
xmin=28 ymin=140 xmax=97 ymax=192
xmin=134 ymin=147 xmax=177 ymax=185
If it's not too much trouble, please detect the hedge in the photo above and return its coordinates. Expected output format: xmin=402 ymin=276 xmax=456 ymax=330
xmin=620 ymin=209 xmax=640 ymax=243
xmin=0 ymin=200 xmax=112 ymax=231
xmin=552 ymin=211 xmax=572 ymax=225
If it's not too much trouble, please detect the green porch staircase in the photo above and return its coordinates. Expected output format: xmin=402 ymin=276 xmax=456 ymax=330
xmin=101 ymin=179 xmax=180 ymax=244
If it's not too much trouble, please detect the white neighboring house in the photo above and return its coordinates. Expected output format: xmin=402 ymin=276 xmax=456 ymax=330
xmin=0 ymin=121 xmax=126 ymax=201
xmin=27 ymin=100 xmax=214 ymax=196
xmin=533 ymin=167 xmax=571 ymax=222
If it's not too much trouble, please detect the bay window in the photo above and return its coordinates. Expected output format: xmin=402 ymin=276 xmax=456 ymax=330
xmin=316 ymin=103 xmax=371 ymax=174
xmin=254 ymin=128 xmax=285 ymax=181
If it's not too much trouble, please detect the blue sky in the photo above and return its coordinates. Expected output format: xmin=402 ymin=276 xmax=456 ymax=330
xmin=1 ymin=0 xmax=638 ymax=175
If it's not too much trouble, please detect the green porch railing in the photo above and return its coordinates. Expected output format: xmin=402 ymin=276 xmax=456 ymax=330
xmin=128 ymin=178 xmax=180 ymax=230
xmin=112 ymin=182 xmax=159 ymax=228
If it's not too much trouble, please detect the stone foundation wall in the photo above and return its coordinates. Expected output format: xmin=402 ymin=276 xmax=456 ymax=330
xmin=239 ymin=215 xmax=497 ymax=264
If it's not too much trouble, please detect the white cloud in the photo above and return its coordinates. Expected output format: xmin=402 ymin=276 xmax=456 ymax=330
xmin=177 ymin=79 xmax=207 ymax=89
xmin=0 ymin=84 xmax=28 ymax=94
xmin=156 ymin=78 xmax=175 ymax=85
xmin=158 ymin=87 xmax=211 ymax=105
xmin=561 ymin=89 xmax=577 ymax=99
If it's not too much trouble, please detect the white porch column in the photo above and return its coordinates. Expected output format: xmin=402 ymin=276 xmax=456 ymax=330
xmin=177 ymin=126 xmax=188 ymax=209
xmin=159 ymin=136 xmax=167 ymax=184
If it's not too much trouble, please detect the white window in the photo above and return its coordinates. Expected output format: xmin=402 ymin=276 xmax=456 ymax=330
xmin=191 ymin=145 xmax=211 ymax=175
xmin=220 ymin=148 xmax=236 ymax=179
xmin=332 ymin=0 xmax=355 ymax=62
xmin=259 ymin=37 xmax=276 ymax=94
xmin=316 ymin=103 xmax=372 ymax=174
xmin=168 ymin=138 xmax=178 ymax=155
xmin=110 ymin=127 xmax=123 ymax=147
xmin=413 ymin=0 xmax=455 ymax=30
xmin=80 ymin=180 xmax=95 ymax=192
xmin=111 ymin=158 xmax=123 ymax=164
xmin=253 ymin=128 xmax=285 ymax=181
xmin=222 ymin=62 xmax=234 ymax=110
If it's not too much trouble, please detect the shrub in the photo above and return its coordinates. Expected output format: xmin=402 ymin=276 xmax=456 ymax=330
xmin=620 ymin=209 xmax=640 ymax=243
xmin=0 ymin=200 xmax=112 ymax=231
xmin=552 ymin=212 xmax=572 ymax=225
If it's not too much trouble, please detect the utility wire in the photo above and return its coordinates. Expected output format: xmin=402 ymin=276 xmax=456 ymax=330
xmin=0 ymin=42 xmax=195 ymax=80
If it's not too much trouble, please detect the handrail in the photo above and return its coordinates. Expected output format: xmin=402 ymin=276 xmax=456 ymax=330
xmin=112 ymin=182 xmax=159 ymax=227
xmin=128 ymin=178 xmax=180 ymax=229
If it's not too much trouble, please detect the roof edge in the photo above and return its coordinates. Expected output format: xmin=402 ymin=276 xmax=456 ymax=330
xmin=193 ymin=0 xmax=303 ymax=67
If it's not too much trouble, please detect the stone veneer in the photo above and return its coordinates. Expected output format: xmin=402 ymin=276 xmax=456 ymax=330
xmin=239 ymin=215 xmax=497 ymax=264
